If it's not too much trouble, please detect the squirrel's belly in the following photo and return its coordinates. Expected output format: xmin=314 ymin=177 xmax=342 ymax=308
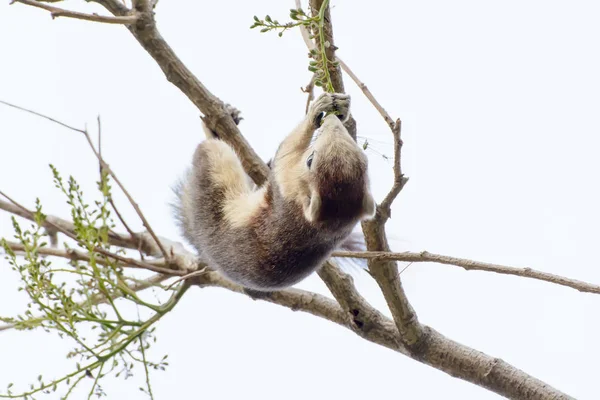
xmin=212 ymin=242 xmax=332 ymax=291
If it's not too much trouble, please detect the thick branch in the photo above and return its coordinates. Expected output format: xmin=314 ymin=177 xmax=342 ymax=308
xmin=1 ymin=201 xmax=574 ymax=397
xmin=362 ymin=220 xmax=424 ymax=348
xmin=333 ymin=250 xmax=600 ymax=295
xmin=89 ymin=0 xmax=269 ymax=185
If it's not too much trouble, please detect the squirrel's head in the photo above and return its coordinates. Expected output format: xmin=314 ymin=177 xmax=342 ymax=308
xmin=300 ymin=114 xmax=375 ymax=224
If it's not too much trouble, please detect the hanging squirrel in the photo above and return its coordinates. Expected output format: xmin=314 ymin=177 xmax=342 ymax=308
xmin=174 ymin=92 xmax=375 ymax=292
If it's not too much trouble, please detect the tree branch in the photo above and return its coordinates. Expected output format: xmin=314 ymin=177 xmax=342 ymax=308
xmin=304 ymin=0 xmax=422 ymax=351
xmin=0 ymin=191 xmax=178 ymax=276
xmin=0 ymin=100 xmax=172 ymax=262
xmin=2 ymin=240 xmax=182 ymax=276
xmin=333 ymin=250 xmax=600 ymax=295
xmin=0 ymin=195 xmax=575 ymax=397
xmin=3 ymin=0 xmax=579 ymax=396
xmin=11 ymin=0 xmax=138 ymax=24
xmin=0 ymin=195 xmax=168 ymax=262
xmin=2 ymin=231 xmax=575 ymax=398
xmin=88 ymin=0 xmax=270 ymax=185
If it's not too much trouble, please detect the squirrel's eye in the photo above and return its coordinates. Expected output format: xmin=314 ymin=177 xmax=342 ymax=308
xmin=306 ymin=152 xmax=315 ymax=169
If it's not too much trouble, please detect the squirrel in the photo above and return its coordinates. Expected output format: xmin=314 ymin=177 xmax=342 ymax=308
xmin=174 ymin=92 xmax=375 ymax=292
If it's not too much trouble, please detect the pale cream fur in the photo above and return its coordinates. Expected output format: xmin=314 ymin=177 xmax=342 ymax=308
xmin=199 ymin=140 xmax=267 ymax=229
xmin=200 ymin=93 xmax=374 ymax=232
xmin=224 ymin=186 xmax=268 ymax=228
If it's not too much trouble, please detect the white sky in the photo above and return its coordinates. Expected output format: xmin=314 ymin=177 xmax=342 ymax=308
xmin=1 ymin=0 xmax=599 ymax=399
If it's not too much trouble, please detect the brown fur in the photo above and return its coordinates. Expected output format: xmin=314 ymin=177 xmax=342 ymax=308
xmin=174 ymin=93 xmax=375 ymax=291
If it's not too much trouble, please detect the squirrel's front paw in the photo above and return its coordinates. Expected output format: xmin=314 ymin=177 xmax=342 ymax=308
xmin=309 ymin=93 xmax=351 ymax=127
xmin=224 ymin=103 xmax=243 ymax=125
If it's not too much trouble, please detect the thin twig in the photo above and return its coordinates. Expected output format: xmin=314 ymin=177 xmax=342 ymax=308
xmin=82 ymin=119 xmax=170 ymax=262
xmin=0 ymin=100 xmax=85 ymax=133
xmin=97 ymin=116 xmax=138 ymax=242
xmin=332 ymin=56 xmax=408 ymax=215
xmin=0 ymin=100 xmax=171 ymax=262
xmin=333 ymin=250 xmax=600 ymax=295
xmin=336 ymin=58 xmax=394 ymax=127
xmin=399 ymin=262 xmax=413 ymax=275
xmin=165 ymin=267 xmax=208 ymax=290
xmin=378 ymin=118 xmax=407 ymax=217
xmin=0 ymin=191 xmax=180 ymax=276
xmin=0 ymin=243 xmax=175 ymax=332
xmin=11 ymin=0 xmax=138 ymax=24
xmin=301 ymin=74 xmax=316 ymax=115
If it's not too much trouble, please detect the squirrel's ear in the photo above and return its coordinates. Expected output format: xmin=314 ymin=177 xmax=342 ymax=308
xmin=361 ymin=190 xmax=376 ymax=220
xmin=303 ymin=190 xmax=321 ymax=223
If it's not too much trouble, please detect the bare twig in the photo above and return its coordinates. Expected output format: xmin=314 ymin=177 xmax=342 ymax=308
xmin=97 ymin=115 xmax=137 ymax=240
xmin=165 ymin=267 xmax=208 ymax=290
xmin=338 ymin=61 xmax=410 ymax=208
xmin=333 ymin=250 xmax=600 ymax=295
xmin=0 ymin=191 xmax=179 ymax=276
xmin=2 ymin=240 xmax=181 ymax=277
xmin=0 ymin=100 xmax=84 ymax=133
xmin=96 ymin=115 xmax=142 ymax=259
xmin=378 ymin=118 xmax=407 ymax=218
xmin=0 ymin=197 xmax=167 ymax=259
xmin=301 ymin=75 xmax=316 ymax=115
xmin=11 ymin=0 xmax=138 ymax=24
xmin=336 ymin=58 xmax=394 ymax=127
xmin=76 ymin=114 xmax=171 ymax=262
xmin=0 ymin=100 xmax=171 ymax=262
xmin=84 ymin=130 xmax=170 ymax=260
